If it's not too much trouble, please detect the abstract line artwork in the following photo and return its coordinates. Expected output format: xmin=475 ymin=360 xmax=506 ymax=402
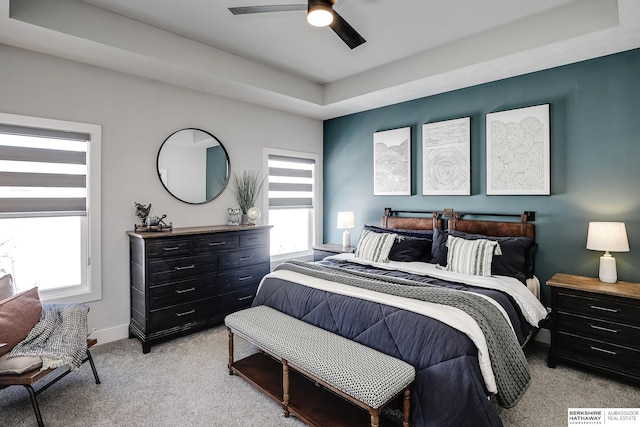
xmin=486 ymin=104 xmax=550 ymax=195
xmin=422 ymin=117 xmax=470 ymax=195
xmin=373 ymin=127 xmax=411 ymax=195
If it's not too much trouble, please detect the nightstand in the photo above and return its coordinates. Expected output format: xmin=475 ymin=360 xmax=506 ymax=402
xmin=547 ymin=273 xmax=640 ymax=385
xmin=312 ymin=243 xmax=355 ymax=261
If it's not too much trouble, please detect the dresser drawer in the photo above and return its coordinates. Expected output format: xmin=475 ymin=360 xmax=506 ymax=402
xmin=218 ymin=285 xmax=258 ymax=314
xmin=240 ymin=231 xmax=269 ymax=248
xmin=148 ymin=239 xmax=192 ymax=258
xmin=218 ymin=247 xmax=269 ymax=270
xmin=149 ymin=275 xmax=217 ymax=309
xmin=556 ymin=290 xmax=640 ymax=325
xmin=218 ymin=263 xmax=269 ymax=293
xmin=556 ymin=331 xmax=640 ymax=378
xmin=148 ymin=254 xmax=217 ymax=284
xmin=556 ymin=312 xmax=640 ymax=349
xmin=149 ymin=297 xmax=217 ymax=331
xmin=193 ymin=234 xmax=238 ymax=253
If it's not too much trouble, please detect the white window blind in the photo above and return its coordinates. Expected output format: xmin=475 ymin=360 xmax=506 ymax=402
xmin=268 ymin=154 xmax=314 ymax=209
xmin=0 ymin=124 xmax=89 ymax=218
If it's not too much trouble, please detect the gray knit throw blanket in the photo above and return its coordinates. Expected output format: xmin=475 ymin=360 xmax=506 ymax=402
xmin=274 ymin=260 xmax=530 ymax=408
xmin=10 ymin=304 xmax=89 ymax=371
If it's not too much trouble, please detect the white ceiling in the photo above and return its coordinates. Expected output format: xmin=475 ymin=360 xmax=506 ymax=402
xmin=1 ymin=0 xmax=639 ymax=119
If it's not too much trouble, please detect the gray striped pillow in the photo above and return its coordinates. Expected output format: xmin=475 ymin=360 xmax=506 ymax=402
xmin=446 ymin=235 xmax=502 ymax=276
xmin=355 ymin=230 xmax=397 ymax=263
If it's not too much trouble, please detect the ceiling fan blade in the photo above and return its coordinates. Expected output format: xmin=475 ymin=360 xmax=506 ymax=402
xmin=329 ymin=10 xmax=366 ymax=49
xmin=229 ymin=4 xmax=306 ymax=15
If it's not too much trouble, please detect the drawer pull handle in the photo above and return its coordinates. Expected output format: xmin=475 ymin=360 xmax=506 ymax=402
xmin=174 ymin=264 xmax=195 ymax=271
xmin=239 ymin=256 xmax=252 ymax=261
xmin=175 ymin=287 xmax=196 ymax=294
xmin=163 ymin=246 xmax=180 ymax=251
xmin=238 ymin=275 xmax=253 ymax=281
xmin=209 ymin=242 xmax=226 ymax=246
xmin=238 ymin=295 xmax=253 ymax=301
xmin=249 ymin=237 xmax=258 ymax=241
xmin=589 ymin=346 xmax=617 ymax=356
xmin=589 ymin=305 xmax=619 ymax=313
xmin=589 ymin=324 xmax=620 ymax=333
xmin=175 ymin=309 xmax=196 ymax=317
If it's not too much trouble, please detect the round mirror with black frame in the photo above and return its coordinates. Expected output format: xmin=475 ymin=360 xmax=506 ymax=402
xmin=157 ymin=128 xmax=230 ymax=204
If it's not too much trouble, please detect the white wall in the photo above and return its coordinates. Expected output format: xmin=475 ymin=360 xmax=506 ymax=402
xmin=0 ymin=44 xmax=323 ymax=343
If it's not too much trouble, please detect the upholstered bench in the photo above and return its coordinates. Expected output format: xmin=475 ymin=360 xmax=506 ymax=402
xmin=225 ymin=305 xmax=415 ymax=427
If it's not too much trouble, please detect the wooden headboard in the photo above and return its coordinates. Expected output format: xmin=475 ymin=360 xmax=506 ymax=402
xmin=381 ymin=208 xmax=443 ymax=231
xmin=447 ymin=212 xmax=535 ymax=240
xmin=381 ymin=208 xmax=535 ymax=240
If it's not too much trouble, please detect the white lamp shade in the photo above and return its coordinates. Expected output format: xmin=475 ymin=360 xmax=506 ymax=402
xmin=586 ymin=222 xmax=629 ymax=252
xmin=337 ymin=211 xmax=355 ymax=229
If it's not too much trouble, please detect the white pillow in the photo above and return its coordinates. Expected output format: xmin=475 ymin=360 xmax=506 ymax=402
xmin=355 ymin=230 xmax=397 ymax=263
xmin=446 ymin=235 xmax=501 ymax=276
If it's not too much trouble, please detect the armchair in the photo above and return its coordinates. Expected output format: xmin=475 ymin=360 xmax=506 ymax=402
xmin=0 ymin=277 xmax=101 ymax=427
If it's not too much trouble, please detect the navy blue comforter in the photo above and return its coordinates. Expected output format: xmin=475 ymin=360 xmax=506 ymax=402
xmin=252 ymin=259 xmax=533 ymax=427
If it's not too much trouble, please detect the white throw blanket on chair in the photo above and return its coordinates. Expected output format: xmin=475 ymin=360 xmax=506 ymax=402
xmin=9 ymin=304 xmax=89 ymax=371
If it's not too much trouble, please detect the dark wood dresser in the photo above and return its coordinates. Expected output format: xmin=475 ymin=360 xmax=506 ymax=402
xmin=547 ymin=273 xmax=640 ymax=385
xmin=127 ymin=225 xmax=271 ymax=353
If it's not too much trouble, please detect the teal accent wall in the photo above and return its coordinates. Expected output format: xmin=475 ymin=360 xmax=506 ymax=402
xmin=323 ymin=48 xmax=640 ymax=303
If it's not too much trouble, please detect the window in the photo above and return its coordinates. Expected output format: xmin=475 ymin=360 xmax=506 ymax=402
xmin=0 ymin=112 xmax=101 ymax=302
xmin=263 ymin=148 xmax=320 ymax=260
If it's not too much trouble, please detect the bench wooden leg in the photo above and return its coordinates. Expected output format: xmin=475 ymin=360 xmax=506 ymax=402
xmin=369 ymin=408 xmax=379 ymax=427
xmin=282 ymin=359 xmax=290 ymax=418
xmin=403 ymin=388 xmax=411 ymax=427
xmin=227 ymin=328 xmax=234 ymax=375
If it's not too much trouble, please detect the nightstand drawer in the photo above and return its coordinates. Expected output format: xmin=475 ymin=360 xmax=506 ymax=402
xmin=556 ymin=312 xmax=640 ymax=349
xmin=556 ymin=290 xmax=640 ymax=325
xmin=314 ymin=250 xmax=336 ymax=261
xmin=557 ymin=331 xmax=640 ymax=378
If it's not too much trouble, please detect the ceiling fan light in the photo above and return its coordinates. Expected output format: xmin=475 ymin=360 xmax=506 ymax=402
xmin=307 ymin=4 xmax=333 ymax=27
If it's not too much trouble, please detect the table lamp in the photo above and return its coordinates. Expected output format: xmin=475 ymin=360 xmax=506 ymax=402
xmin=337 ymin=211 xmax=355 ymax=248
xmin=586 ymin=222 xmax=629 ymax=283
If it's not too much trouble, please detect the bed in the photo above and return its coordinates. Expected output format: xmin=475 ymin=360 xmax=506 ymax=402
xmin=252 ymin=208 xmax=548 ymax=427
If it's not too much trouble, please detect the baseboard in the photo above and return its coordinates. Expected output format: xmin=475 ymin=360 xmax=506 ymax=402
xmin=89 ymin=323 xmax=129 ymax=345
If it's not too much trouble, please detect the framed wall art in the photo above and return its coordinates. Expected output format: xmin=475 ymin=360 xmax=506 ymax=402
xmin=422 ymin=117 xmax=470 ymax=195
xmin=486 ymin=104 xmax=550 ymax=195
xmin=373 ymin=127 xmax=411 ymax=195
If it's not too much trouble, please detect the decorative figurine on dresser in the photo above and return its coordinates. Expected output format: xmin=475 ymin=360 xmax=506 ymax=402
xmin=127 ymin=224 xmax=272 ymax=353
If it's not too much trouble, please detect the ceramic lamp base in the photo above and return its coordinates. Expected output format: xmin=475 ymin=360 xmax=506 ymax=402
xmin=599 ymin=254 xmax=617 ymax=283
xmin=342 ymin=229 xmax=351 ymax=248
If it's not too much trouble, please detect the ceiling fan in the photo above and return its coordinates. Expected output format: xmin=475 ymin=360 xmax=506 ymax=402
xmin=228 ymin=0 xmax=366 ymax=49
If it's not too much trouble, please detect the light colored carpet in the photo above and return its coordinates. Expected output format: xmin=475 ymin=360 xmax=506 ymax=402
xmin=1 ymin=325 xmax=638 ymax=427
